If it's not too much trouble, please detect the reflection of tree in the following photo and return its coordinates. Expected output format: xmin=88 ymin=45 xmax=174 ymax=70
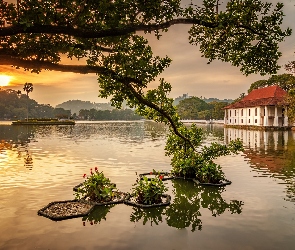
xmin=165 ymin=180 xmax=243 ymax=232
xmin=128 ymin=179 xmax=243 ymax=231
xmin=130 ymin=206 xmax=165 ymax=226
xmin=165 ymin=180 xmax=202 ymax=231
xmin=24 ymin=150 xmax=33 ymax=170
xmin=82 ymin=205 xmax=115 ymax=226
xmin=200 ymin=186 xmax=243 ymax=217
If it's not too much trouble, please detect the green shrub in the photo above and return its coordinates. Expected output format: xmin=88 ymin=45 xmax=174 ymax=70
xmin=195 ymin=161 xmax=225 ymax=184
xmin=75 ymin=167 xmax=116 ymax=202
xmin=132 ymin=174 xmax=168 ymax=205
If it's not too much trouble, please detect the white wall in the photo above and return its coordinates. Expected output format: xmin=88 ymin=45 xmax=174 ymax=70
xmin=224 ymin=107 xmax=261 ymax=126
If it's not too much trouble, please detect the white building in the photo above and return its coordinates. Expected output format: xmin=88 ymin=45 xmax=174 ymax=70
xmin=224 ymin=86 xmax=289 ymax=128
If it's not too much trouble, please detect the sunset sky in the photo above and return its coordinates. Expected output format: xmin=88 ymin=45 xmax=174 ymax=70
xmin=0 ymin=0 xmax=294 ymax=107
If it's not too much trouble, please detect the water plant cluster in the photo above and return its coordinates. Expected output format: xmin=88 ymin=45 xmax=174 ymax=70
xmin=75 ymin=167 xmax=117 ymax=203
xmin=165 ymin=124 xmax=243 ymax=183
xmin=75 ymin=168 xmax=169 ymax=206
xmin=74 ymin=161 xmax=240 ymax=206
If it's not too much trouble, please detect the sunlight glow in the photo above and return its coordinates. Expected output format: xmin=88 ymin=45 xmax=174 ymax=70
xmin=0 ymin=75 xmax=12 ymax=87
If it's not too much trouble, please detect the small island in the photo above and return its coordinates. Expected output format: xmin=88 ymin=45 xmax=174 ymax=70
xmin=12 ymin=118 xmax=75 ymax=126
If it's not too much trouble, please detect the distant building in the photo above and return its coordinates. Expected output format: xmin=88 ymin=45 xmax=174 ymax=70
xmin=224 ymin=85 xmax=290 ymax=128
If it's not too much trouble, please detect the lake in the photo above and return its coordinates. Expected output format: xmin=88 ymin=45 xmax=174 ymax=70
xmin=0 ymin=121 xmax=294 ymax=250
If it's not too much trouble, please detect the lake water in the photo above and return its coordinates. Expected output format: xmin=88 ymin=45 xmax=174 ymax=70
xmin=0 ymin=121 xmax=294 ymax=250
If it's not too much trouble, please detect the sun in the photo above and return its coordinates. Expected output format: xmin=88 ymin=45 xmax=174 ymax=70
xmin=0 ymin=75 xmax=12 ymax=87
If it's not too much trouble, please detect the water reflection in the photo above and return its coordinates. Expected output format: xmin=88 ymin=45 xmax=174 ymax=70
xmin=130 ymin=179 xmax=243 ymax=231
xmin=130 ymin=206 xmax=165 ymax=226
xmin=166 ymin=180 xmax=243 ymax=231
xmin=24 ymin=150 xmax=33 ymax=170
xmin=82 ymin=205 xmax=115 ymax=226
xmin=0 ymin=121 xmax=166 ymax=146
xmin=224 ymin=128 xmax=295 ymax=202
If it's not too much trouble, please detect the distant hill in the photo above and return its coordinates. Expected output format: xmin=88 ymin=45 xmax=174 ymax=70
xmin=56 ymin=100 xmax=114 ymax=114
xmin=173 ymin=94 xmax=233 ymax=106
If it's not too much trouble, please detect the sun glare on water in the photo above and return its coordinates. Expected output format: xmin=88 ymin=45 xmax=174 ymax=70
xmin=0 ymin=75 xmax=12 ymax=87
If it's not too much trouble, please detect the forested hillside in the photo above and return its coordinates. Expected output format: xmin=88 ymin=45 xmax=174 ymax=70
xmin=176 ymin=97 xmax=228 ymax=120
xmin=0 ymin=89 xmax=70 ymax=120
xmin=56 ymin=100 xmax=114 ymax=115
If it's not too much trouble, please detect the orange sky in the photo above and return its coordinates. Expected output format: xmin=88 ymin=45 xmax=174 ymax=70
xmin=0 ymin=0 xmax=294 ymax=107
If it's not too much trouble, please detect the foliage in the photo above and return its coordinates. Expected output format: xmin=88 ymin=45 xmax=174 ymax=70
xmin=23 ymin=82 xmax=33 ymax=95
xmin=0 ymin=0 xmax=289 ymax=182
xmin=248 ymin=74 xmax=295 ymax=93
xmin=78 ymin=108 xmax=142 ymax=121
xmin=176 ymin=97 xmax=228 ymax=120
xmin=285 ymin=89 xmax=295 ymax=123
xmin=75 ymin=167 xmax=117 ymax=202
xmin=0 ymin=89 xmax=71 ymax=120
xmin=131 ymin=173 xmax=168 ymax=205
xmin=232 ymin=92 xmax=246 ymax=104
xmin=195 ymin=161 xmax=225 ymax=184
xmin=165 ymin=124 xmax=243 ymax=180
xmin=177 ymin=97 xmax=210 ymax=119
xmin=56 ymin=100 xmax=114 ymax=114
xmin=0 ymin=88 xmax=70 ymax=120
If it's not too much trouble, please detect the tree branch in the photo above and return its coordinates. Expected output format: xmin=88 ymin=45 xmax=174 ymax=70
xmin=118 ymin=78 xmax=195 ymax=150
xmin=0 ymin=18 xmax=217 ymax=38
xmin=0 ymin=54 xmax=105 ymax=74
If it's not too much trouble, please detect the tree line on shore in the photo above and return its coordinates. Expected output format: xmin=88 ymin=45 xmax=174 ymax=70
xmin=0 ymin=88 xmax=228 ymax=121
xmin=0 ymin=88 xmax=142 ymax=120
xmin=0 ymin=88 xmax=71 ymax=120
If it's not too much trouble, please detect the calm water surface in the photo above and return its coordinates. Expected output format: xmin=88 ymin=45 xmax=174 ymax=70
xmin=0 ymin=121 xmax=294 ymax=250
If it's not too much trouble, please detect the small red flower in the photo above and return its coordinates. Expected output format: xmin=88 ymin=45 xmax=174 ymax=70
xmin=95 ymin=167 xmax=98 ymax=171
xmin=159 ymin=175 xmax=163 ymax=180
xmin=83 ymin=174 xmax=86 ymax=178
xmin=150 ymin=172 xmax=153 ymax=175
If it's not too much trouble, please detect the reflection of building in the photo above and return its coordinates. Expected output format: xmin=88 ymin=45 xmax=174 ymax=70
xmin=224 ymin=86 xmax=289 ymax=128
xmin=224 ymin=127 xmax=295 ymax=176
xmin=224 ymin=127 xmax=290 ymax=151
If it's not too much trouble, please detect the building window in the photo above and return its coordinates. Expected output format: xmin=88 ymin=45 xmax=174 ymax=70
xmin=249 ymin=119 xmax=250 ymax=123
xmin=255 ymin=119 xmax=257 ymax=123
xmin=230 ymin=110 xmax=231 ymax=116
xmin=241 ymin=119 xmax=243 ymax=123
xmin=230 ymin=119 xmax=231 ymax=123
xmin=241 ymin=109 xmax=243 ymax=116
xmin=264 ymin=108 xmax=266 ymax=116
xmin=255 ymin=108 xmax=257 ymax=116
xmin=249 ymin=109 xmax=251 ymax=116
xmin=235 ymin=110 xmax=236 ymax=116
xmin=235 ymin=119 xmax=236 ymax=123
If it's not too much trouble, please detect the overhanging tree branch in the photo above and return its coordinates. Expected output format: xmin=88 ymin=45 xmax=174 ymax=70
xmin=118 ymin=78 xmax=195 ymax=150
xmin=0 ymin=54 xmax=105 ymax=74
xmin=0 ymin=18 xmax=217 ymax=38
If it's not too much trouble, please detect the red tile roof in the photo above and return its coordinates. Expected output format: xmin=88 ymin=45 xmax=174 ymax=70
xmin=224 ymin=85 xmax=287 ymax=109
